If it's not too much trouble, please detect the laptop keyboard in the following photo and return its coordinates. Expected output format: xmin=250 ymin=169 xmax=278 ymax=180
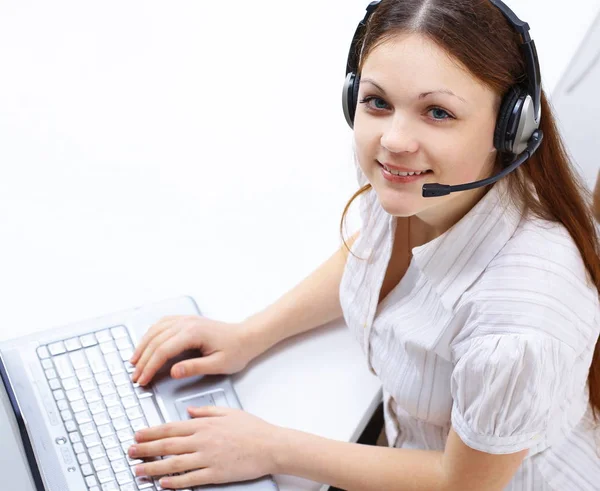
xmin=36 ymin=326 xmax=187 ymax=491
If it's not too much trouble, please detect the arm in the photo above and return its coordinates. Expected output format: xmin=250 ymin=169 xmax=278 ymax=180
xmin=243 ymin=232 xmax=359 ymax=354
xmin=272 ymin=427 xmax=527 ymax=491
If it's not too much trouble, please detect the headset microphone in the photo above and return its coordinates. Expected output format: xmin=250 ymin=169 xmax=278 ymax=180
xmin=422 ymin=130 xmax=544 ymax=197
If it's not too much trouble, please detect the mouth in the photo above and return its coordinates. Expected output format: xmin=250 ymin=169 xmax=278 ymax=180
xmin=377 ymin=161 xmax=433 ymax=177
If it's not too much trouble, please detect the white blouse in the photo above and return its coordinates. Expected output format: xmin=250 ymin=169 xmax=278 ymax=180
xmin=339 ymin=175 xmax=600 ymax=490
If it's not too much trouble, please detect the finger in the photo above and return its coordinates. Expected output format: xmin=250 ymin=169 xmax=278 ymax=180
xmin=133 ymin=327 xmax=177 ymax=384
xmin=160 ymin=468 xmax=216 ymax=489
xmin=130 ymin=316 xmax=178 ymax=365
xmin=171 ymin=351 xmax=226 ymax=378
xmin=134 ymin=421 xmax=196 ymax=443
xmin=136 ymin=330 xmax=191 ymax=385
xmin=128 ymin=436 xmax=195 ymax=459
xmin=135 ymin=453 xmax=202 ymax=478
xmin=187 ymin=405 xmax=230 ymax=418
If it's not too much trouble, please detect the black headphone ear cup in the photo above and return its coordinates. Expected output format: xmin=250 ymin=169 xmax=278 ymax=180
xmin=494 ymin=86 xmax=525 ymax=154
xmin=342 ymin=72 xmax=359 ymax=128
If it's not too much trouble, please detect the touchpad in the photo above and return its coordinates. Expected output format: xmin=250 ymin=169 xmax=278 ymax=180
xmin=174 ymin=390 xmax=228 ymax=420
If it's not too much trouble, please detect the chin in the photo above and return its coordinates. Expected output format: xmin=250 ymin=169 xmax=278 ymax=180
xmin=376 ymin=193 xmax=419 ymax=218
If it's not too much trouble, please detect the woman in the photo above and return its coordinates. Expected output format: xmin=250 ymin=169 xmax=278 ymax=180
xmin=128 ymin=1 xmax=600 ymax=489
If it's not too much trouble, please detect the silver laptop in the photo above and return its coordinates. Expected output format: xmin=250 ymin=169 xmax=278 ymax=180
xmin=0 ymin=295 xmax=279 ymax=491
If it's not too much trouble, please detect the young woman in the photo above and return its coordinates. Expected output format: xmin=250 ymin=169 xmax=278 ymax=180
xmin=128 ymin=1 xmax=600 ymax=489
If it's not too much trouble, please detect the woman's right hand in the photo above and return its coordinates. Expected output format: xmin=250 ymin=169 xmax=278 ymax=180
xmin=130 ymin=315 xmax=261 ymax=386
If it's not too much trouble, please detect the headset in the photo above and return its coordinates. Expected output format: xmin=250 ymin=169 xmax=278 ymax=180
xmin=342 ymin=0 xmax=545 ymax=197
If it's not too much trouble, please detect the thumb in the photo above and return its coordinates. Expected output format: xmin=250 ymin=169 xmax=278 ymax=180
xmin=170 ymin=353 xmax=224 ymax=378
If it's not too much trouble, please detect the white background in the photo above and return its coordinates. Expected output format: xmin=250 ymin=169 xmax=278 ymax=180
xmin=0 ymin=0 xmax=599 ymax=338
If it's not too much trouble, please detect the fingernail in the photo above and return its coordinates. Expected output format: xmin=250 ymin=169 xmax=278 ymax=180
xmin=160 ymin=478 xmax=171 ymax=487
xmin=129 ymin=445 xmax=137 ymax=457
xmin=175 ymin=366 xmax=185 ymax=378
xmin=135 ymin=465 xmax=146 ymax=476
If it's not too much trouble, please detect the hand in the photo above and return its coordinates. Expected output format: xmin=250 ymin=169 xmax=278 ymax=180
xmin=128 ymin=406 xmax=281 ymax=488
xmin=130 ymin=315 xmax=260 ymax=386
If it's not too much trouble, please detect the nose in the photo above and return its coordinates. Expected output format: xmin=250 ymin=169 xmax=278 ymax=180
xmin=380 ymin=115 xmax=419 ymax=154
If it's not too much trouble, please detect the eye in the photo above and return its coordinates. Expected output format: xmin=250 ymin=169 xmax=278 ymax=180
xmin=358 ymin=96 xmax=390 ymax=112
xmin=427 ymin=107 xmax=455 ymax=122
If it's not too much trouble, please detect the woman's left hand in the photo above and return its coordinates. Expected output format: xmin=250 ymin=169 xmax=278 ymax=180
xmin=128 ymin=406 xmax=282 ymax=489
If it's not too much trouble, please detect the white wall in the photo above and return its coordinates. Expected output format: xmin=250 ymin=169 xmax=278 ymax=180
xmin=0 ymin=0 xmax=598 ymax=333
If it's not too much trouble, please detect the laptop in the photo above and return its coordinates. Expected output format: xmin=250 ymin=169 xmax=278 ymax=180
xmin=0 ymin=295 xmax=279 ymax=491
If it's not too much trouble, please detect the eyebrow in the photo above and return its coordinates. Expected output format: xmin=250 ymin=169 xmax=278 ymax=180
xmin=359 ymin=78 xmax=467 ymax=104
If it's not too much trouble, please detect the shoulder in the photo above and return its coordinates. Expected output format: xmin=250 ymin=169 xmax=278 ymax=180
xmin=455 ymin=216 xmax=599 ymax=352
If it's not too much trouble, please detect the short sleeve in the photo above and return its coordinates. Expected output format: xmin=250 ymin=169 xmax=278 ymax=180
xmin=450 ymin=333 xmax=580 ymax=454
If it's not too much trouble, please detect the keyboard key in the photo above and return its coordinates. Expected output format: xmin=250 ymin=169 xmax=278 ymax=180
xmin=48 ymin=342 xmax=66 ymax=356
xmin=89 ymin=401 xmax=106 ymax=415
xmin=117 ymin=385 xmax=133 ymax=398
xmin=85 ymin=347 xmax=107 ymax=374
xmin=66 ymin=388 xmax=84 ymax=403
xmin=61 ymin=410 xmax=73 ymax=422
xmin=111 ymin=458 xmax=128 ymax=473
xmin=89 ymin=445 xmax=106 ymax=459
xmin=102 ymin=481 xmax=119 ymax=490
xmin=73 ymin=442 xmax=85 ymax=454
xmin=108 ymin=405 xmax=124 ymax=420
xmin=74 ymin=410 xmax=92 ymax=425
xmin=61 ymin=377 xmax=78 ymax=391
xmin=45 ymin=369 xmax=57 ymax=380
xmin=54 ymin=354 xmax=74 ymax=379
xmin=115 ymin=469 xmax=133 ymax=485
xmin=100 ymin=341 xmax=117 ymax=355
xmin=57 ymin=399 xmax=69 ymax=411
xmin=113 ymin=417 xmax=129 ymax=431
xmin=111 ymin=326 xmax=128 ymax=339
xmin=69 ymin=431 xmax=81 ymax=444
xmin=76 ymin=367 xmax=93 ymax=381
xmin=112 ymin=373 xmax=130 ymax=386
xmin=70 ymin=350 xmax=89 ymax=370
xmin=135 ymin=475 xmax=154 ymax=489
xmin=131 ymin=418 xmax=147 ymax=432
xmin=123 ymin=361 xmax=135 ymax=373
xmin=117 ymin=428 xmax=134 ymax=443
xmin=89 ymin=487 xmax=100 ymax=491
xmin=139 ymin=398 xmax=163 ymax=428
xmin=119 ymin=484 xmax=136 ymax=491
xmin=121 ymin=396 xmax=138 ymax=409
xmin=41 ymin=359 xmax=53 ymax=370
xmin=93 ymin=457 xmax=110 ymax=472
xmin=96 ymin=372 xmax=111 ymax=386
xmin=71 ymin=400 xmax=87 ymax=413
xmin=85 ymin=389 xmax=102 ymax=404
xmin=120 ymin=349 xmax=134 ymax=362
xmin=102 ymin=435 xmax=120 ymax=450
xmin=104 ymin=393 xmax=120 ymax=408
xmin=105 ymin=353 xmax=124 ymax=375
xmin=65 ymin=420 xmax=77 ymax=432
xmin=95 ymin=330 xmax=113 ymax=344
xmin=82 ymin=463 xmax=94 ymax=476
xmin=98 ymin=424 xmax=114 ymax=438
xmin=134 ymin=385 xmax=153 ymax=399
xmin=106 ymin=447 xmax=123 ymax=462
xmin=77 ymin=452 xmax=89 ymax=465
xmin=85 ymin=475 xmax=97 ymax=487
xmin=48 ymin=379 xmax=61 ymax=390
xmin=53 ymin=389 xmax=65 ymax=401
xmin=125 ymin=406 xmax=143 ymax=420
xmin=84 ymin=433 xmax=101 ymax=448
xmin=81 ymin=379 xmax=96 ymax=392
xmin=65 ymin=337 xmax=82 ymax=351
xmin=99 ymin=383 xmax=116 ymax=396
xmin=97 ymin=468 xmax=114 ymax=483
xmin=37 ymin=346 xmax=50 ymax=359
xmin=80 ymin=422 xmax=96 ymax=436
xmin=94 ymin=411 xmax=110 ymax=426
xmin=80 ymin=334 xmax=97 ymax=347
xmin=115 ymin=337 xmax=133 ymax=352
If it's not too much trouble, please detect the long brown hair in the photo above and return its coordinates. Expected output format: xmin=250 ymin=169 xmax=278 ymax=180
xmin=339 ymin=0 xmax=600 ymax=421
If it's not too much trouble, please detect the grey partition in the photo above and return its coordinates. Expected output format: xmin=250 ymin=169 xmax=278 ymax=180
xmin=552 ymin=11 xmax=600 ymax=191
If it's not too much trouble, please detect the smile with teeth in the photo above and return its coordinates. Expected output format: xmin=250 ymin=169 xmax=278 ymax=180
xmin=381 ymin=164 xmax=431 ymax=177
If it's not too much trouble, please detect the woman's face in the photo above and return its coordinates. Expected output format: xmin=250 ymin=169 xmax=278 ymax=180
xmin=354 ymin=33 xmax=500 ymax=225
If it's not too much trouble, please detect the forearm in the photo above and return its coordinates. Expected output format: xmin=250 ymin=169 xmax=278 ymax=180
xmin=271 ymin=428 xmax=446 ymax=491
xmin=243 ymin=232 xmax=359 ymax=353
